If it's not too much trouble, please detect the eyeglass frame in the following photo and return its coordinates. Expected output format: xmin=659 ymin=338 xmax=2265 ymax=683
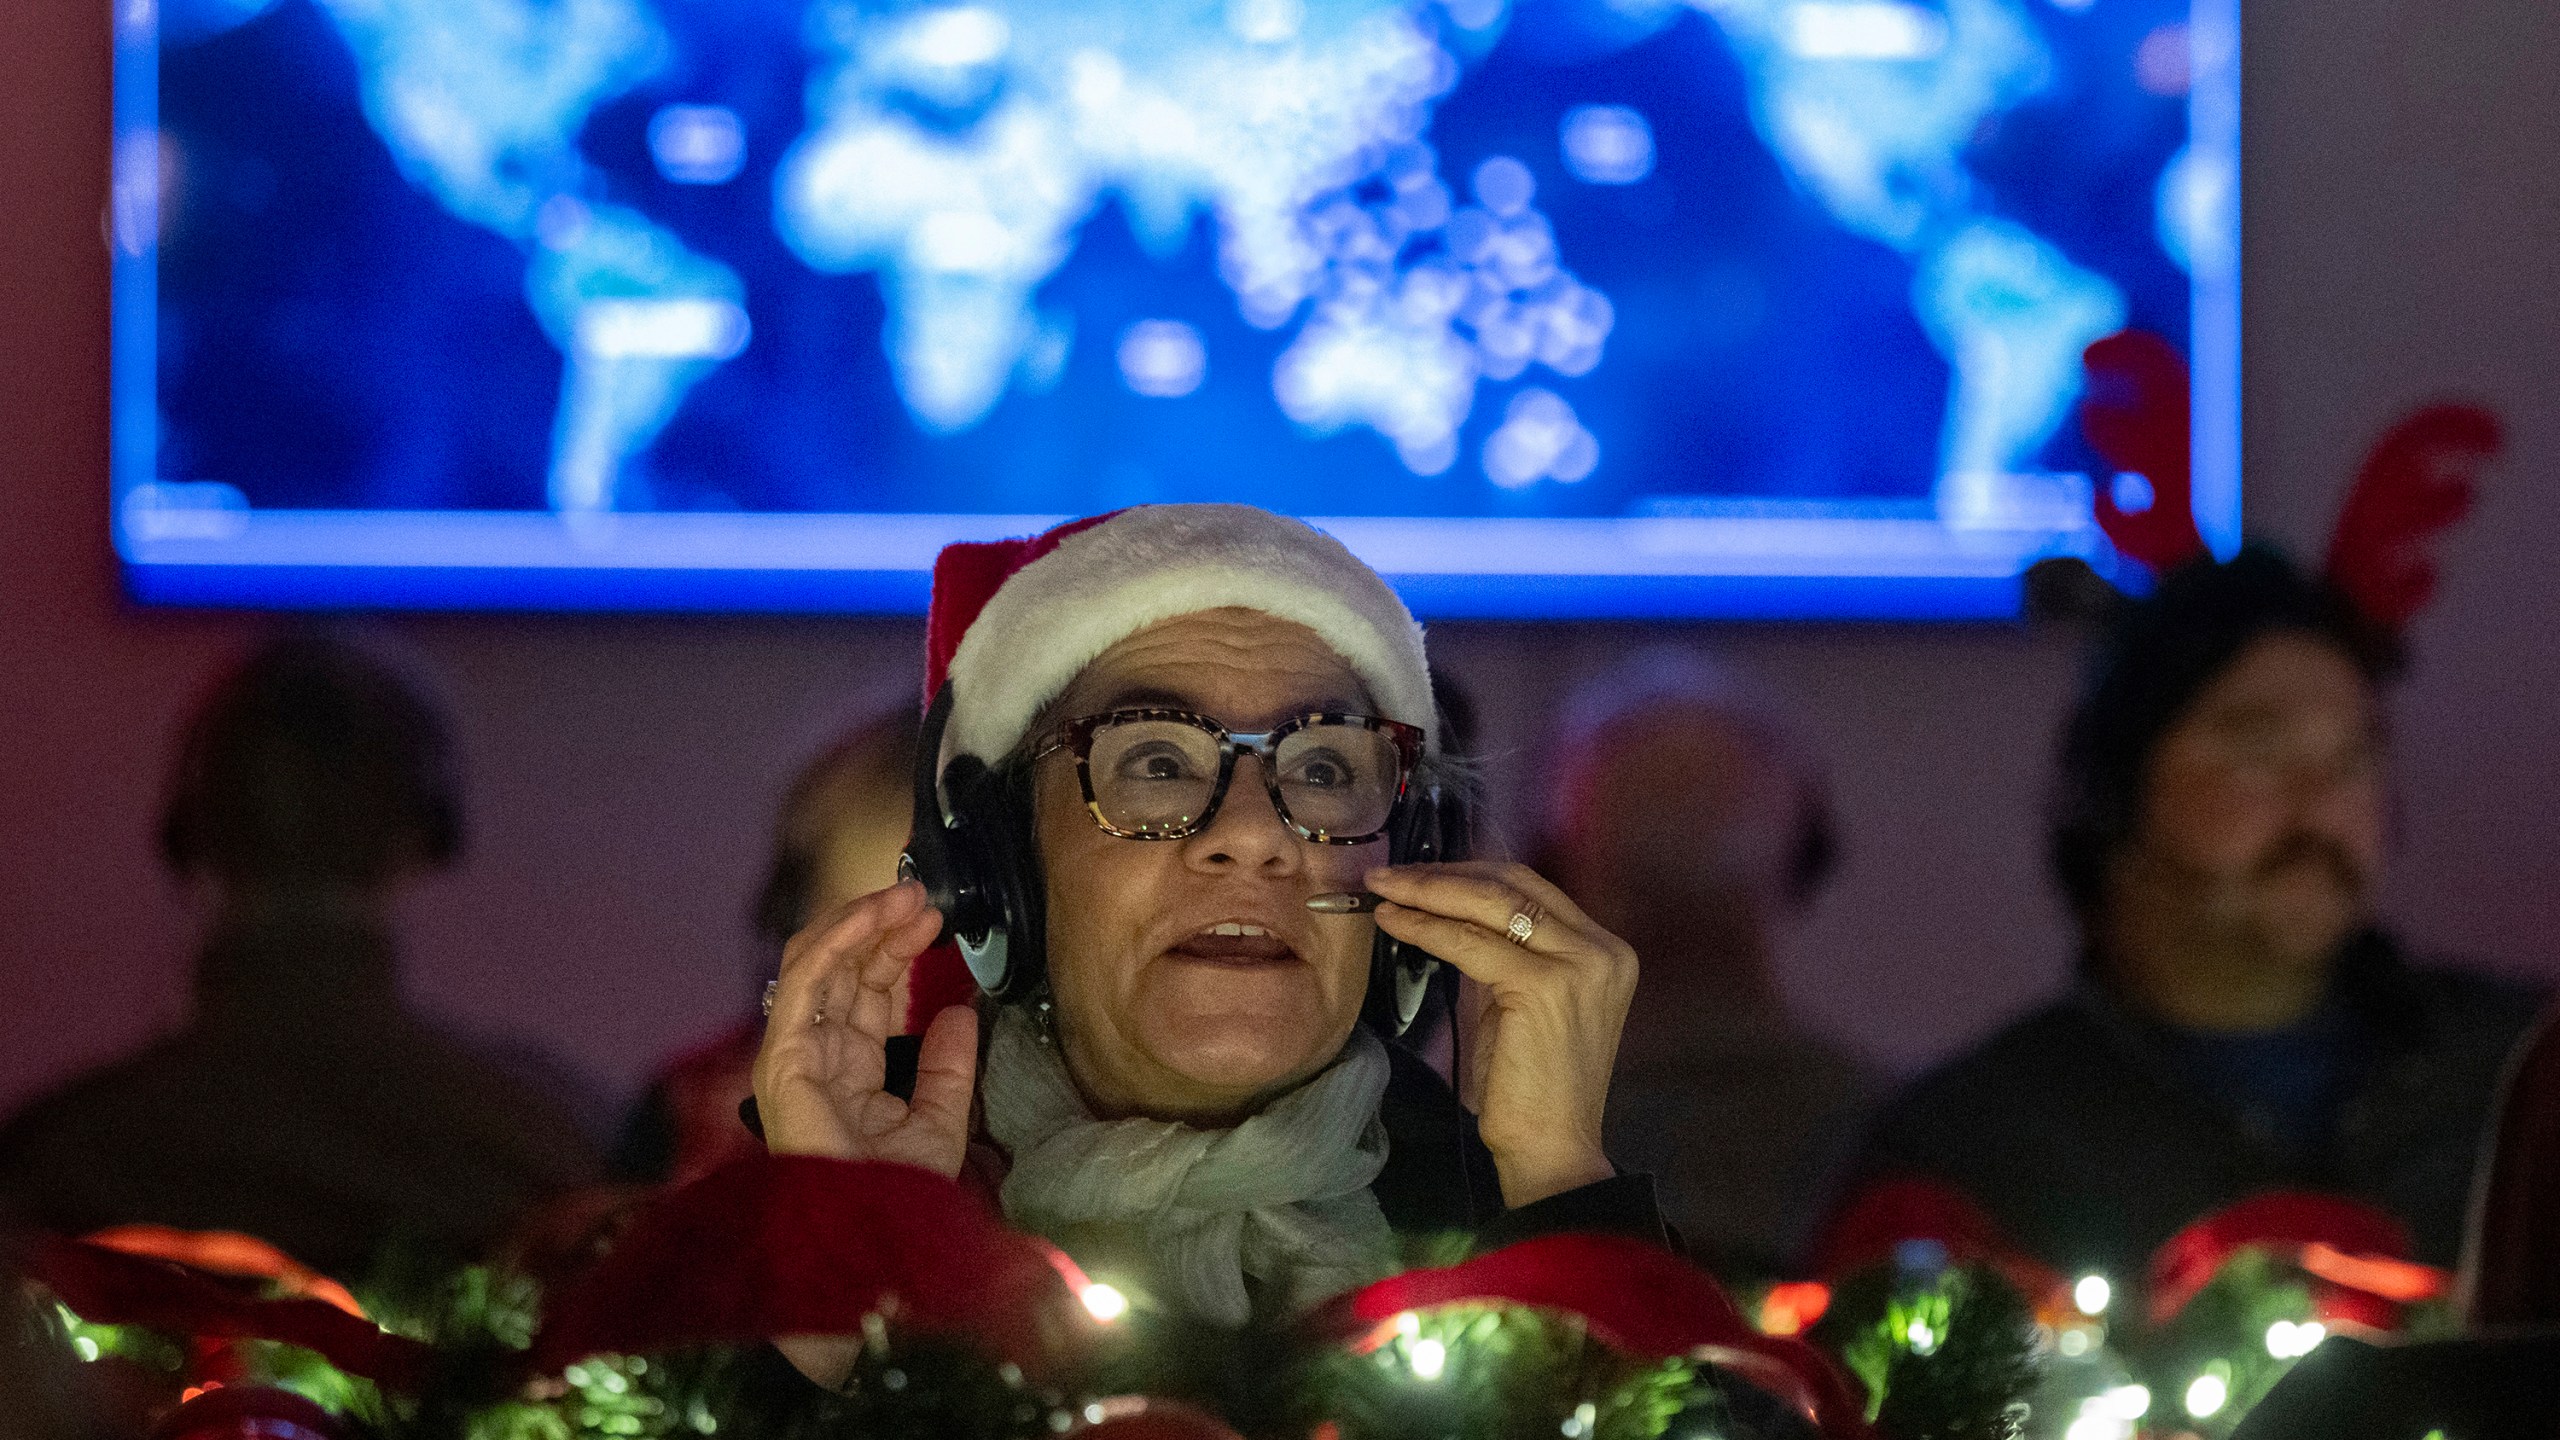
xmin=1027 ymin=707 xmax=1426 ymax=844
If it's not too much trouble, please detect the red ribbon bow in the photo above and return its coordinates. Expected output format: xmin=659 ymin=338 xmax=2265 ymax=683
xmin=1310 ymin=1233 xmax=1876 ymax=1440
xmin=530 ymin=1152 xmax=1091 ymax=1381
xmin=2144 ymin=1190 xmax=2447 ymax=1331
xmin=26 ymin=1236 xmax=434 ymax=1393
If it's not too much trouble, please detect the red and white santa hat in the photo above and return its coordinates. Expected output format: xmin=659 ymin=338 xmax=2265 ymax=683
xmin=903 ymin=503 xmax=1436 ymax=1028
xmin=923 ymin=504 xmax=1436 ymax=772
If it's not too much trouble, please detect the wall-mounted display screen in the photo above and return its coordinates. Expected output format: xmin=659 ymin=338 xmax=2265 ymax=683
xmin=113 ymin=0 xmax=2235 ymax=617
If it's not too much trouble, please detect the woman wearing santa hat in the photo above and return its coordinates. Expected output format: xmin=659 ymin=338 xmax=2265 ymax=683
xmin=749 ymin=505 xmax=1660 ymax=1384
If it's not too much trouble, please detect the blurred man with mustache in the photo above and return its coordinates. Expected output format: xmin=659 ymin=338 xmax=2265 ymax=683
xmin=1831 ymin=548 xmax=2542 ymax=1278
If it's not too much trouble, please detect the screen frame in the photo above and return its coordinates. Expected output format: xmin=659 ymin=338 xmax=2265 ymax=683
xmin=109 ymin=0 xmax=2240 ymax=622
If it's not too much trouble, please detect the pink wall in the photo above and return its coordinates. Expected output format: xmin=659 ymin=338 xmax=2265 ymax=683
xmin=4 ymin=0 xmax=2556 ymax=1115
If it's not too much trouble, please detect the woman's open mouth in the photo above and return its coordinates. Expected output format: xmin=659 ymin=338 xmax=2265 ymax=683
xmin=1166 ymin=922 xmax=1301 ymax=968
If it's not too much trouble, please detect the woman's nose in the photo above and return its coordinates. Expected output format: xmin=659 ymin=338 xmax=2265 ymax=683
xmin=1187 ymin=755 xmax=1301 ymax=870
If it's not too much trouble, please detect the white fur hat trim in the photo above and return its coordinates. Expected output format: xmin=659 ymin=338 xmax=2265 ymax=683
xmin=941 ymin=504 xmax=1435 ymax=771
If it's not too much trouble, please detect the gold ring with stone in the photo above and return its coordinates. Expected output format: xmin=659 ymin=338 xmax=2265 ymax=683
xmin=1505 ymin=901 xmax=1544 ymax=948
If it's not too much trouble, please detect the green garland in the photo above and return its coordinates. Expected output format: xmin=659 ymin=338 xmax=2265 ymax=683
xmin=9 ymin=1199 xmax=2451 ymax=1439
xmin=2093 ymin=1250 xmax=2455 ymax=1440
xmin=1803 ymin=1266 xmax=2035 ymax=1440
xmin=1794 ymin=1242 xmax=2458 ymax=1439
xmin=22 ymin=1223 xmax=2080 ymax=1440
xmin=28 ymin=1262 xmax=1848 ymax=1440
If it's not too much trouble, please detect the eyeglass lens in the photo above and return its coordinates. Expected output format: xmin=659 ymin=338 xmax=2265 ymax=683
xmin=1085 ymin=718 xmax=1403 ymax=839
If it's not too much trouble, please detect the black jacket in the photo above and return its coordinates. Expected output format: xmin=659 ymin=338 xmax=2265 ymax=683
xmin=1369 ymin=1035 xmax=1669 ymax=1249
xmin=1837 ymin=931 xmax=2541 ymax=1276
xmin=0 ymin=919 xmax=604 ymax=1278
xmin=2231 ymin=1330 xmax=2560 ymax=1439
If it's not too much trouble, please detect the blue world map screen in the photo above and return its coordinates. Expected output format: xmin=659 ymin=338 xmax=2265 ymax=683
xmin=112 ymin=0 xmax=2237 ymax=618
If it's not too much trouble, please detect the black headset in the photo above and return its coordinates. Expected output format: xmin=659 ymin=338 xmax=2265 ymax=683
xmin=899 ymin=683 xmax=1468 ymax=1038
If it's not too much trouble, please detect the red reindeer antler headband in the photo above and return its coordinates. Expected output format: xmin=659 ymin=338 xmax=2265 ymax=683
xmin=2075 ymin=329 xmax=2504 ymax=635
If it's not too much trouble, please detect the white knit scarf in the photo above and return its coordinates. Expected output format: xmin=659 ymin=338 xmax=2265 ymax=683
xmin=981 ymin=1005 xmax=1400 ymax=1328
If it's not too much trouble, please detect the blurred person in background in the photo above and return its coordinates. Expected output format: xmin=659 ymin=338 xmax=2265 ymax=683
xmin=613 ymin=707 xmax=918 ymax=1186
xmin=1836 ymin=548 xmax=2542 ymax=1278
xmin=1537 ymin=653 xmax=1879 ymax=1279
xmin=0 ymin=634 xmax=604 ymax=1279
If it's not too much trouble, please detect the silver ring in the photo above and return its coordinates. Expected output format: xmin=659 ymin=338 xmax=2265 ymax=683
xmin=761 ymin=979 xmax=779 ymax=1018
xmin=1504 ymin=900 xmax=1544 ymax=948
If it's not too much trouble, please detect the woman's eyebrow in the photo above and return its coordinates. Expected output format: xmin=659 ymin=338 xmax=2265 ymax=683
xmin=1092 ymin=688 xmax=1368 ymax=721
xmin=1096 ymin=685 xmax=1196 ymax=711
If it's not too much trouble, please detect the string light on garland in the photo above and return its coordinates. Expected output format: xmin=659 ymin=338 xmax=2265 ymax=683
xmin=2063 ymin=1382 xmax=2149 ymax=1440
xmin=2072 ymin=1276 xmax=2111 ymax=1318
xmin=1317 ymin=1299 xmax=1711 ymax=1439
xmin=2183 ymin=1365 xmax=2232 ymax=1420
xmin=1078 ymin=1283 xmax=1130 ymax=1324
xmin=2261 ymin=1319 xmax=2325 ymax=1360
xmin=28 ymin=1183 xmax=1950 ymax=1440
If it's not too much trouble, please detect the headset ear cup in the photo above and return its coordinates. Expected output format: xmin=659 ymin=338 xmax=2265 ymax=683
xmin=906 ymin=685 xmax=999 ymax=991
xmin=1365 ymin=781 xmax=1469 ymax=1037
xmin=905 ymin=684 xmax=1049 ymax=1005
xmin=949 ymin=766 xmax=1045 ymax=1003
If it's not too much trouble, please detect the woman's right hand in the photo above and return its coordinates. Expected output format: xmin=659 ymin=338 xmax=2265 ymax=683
xmin=755 ymin=881 xmax=979 ymax=1391
xmin=751 ymin=878 xmax=979 ymax=1178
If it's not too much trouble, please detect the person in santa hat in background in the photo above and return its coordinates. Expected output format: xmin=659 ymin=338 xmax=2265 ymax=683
xmin=749 ymin=505 xmax=1664 ymax=1387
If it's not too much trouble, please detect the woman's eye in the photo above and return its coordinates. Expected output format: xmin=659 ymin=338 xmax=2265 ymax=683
xmin=1289 ymin=752 xmax=1355 ymax=789
xmin=1114 ymin=744 xmax=1200 ymax=782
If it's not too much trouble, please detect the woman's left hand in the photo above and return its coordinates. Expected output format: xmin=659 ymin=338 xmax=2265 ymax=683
xmin=1365 ymin=861 xmax=1636 ymax=1208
